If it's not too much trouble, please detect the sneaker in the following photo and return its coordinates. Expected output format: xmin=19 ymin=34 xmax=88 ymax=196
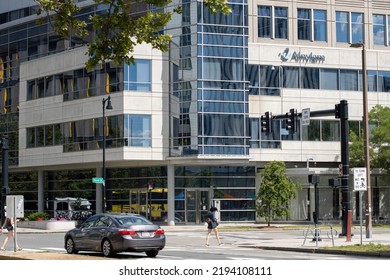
xmin=205 ymin=244 xmax=209 ymax=246
xmin=219 ymin=242 xmax=223 ymax=246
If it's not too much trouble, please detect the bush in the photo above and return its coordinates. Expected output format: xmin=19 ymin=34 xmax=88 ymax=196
xmin=27 ymin=212 xmax=50 ymax=221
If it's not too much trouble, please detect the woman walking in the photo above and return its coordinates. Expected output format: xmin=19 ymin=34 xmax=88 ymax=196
xmin=205 ymin=206 xmax=222 ymax=246
xmin=0 ymin=216 xmax=22 ymax=251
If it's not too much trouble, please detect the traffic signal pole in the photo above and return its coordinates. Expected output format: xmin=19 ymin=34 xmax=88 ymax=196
xmin=262 ymin=101 xmax=350 ymax=237
xmin=1 ymin=136 xmax=9 ymax=225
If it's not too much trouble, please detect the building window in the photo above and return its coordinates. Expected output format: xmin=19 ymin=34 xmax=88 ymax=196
xmin=298 ymin=8 xmax=327 ymax=42
xmin=373 ymin=14 xmax=388 ymax=46
xmin=124 ymin=59 xmax=151 ymax=91
xmin=258 ymin=6 xmax=288 ymax=39
xmin=336 ymin=11 xmax=364 ymax=43
xmin=124 ymin=115 xmax=151 ymax=147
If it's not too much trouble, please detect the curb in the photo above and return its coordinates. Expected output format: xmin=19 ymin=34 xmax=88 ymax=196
xmin=243 ymin=245 xmax=390 ymax=258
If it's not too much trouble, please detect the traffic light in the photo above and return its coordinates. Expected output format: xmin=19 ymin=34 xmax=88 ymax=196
xmin=261 ymin=111 xmax=272 ymax=134
xmin=335 ymin=101 xmax=348 ymax=119
xmin=285 ymin=108 xmax=296 ymax=133
xmin=335 ymin=103 xmax=340 ymax=118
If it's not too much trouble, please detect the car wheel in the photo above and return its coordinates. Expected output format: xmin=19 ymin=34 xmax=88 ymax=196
xmin=102 ymin=239 xmax=114 ymax=257
xmin=146 ymin=249 xmax=159 ymax=258
xmin=65 ymin=237 xmax=78 ymax=254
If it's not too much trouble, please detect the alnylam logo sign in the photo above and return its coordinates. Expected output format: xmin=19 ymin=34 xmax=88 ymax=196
xmin=279 ymin=48 xmax=325 ymax=64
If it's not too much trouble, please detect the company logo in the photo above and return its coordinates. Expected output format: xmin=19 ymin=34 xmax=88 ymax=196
xmin=279 ymin=48 xmax=325 ymax=64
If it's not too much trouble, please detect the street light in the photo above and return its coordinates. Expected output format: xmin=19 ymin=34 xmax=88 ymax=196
xmin=102 ymin=95 xmax=113 ymax=213
xmin=350 ymin=42 xmax=372 ymax=238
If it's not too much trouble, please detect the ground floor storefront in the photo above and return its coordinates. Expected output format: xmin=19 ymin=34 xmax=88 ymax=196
xmin=4 ymin=165 xmax=390 ymax=224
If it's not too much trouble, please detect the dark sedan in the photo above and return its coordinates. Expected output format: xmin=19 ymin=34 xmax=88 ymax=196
xmin=64 ymin=213 xmax=166 ymax=257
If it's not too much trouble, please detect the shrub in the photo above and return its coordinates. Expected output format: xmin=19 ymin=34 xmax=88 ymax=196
xmin=27 ymin=212 xmax=50 ymax=221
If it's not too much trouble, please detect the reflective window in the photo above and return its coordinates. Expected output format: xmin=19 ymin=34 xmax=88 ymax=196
xmin=274 ymin=7 xmax=288 ymax=39
xmin=378 ymin=71 xmax=390 ymax=92
xmin=322 ymin=121 xmax=340 ymax=141
xmin=340 ymin=70 xmax=358 ymax=91
xmin=202 ymin=114 xmax=245 ymax=136
xmin=27 ymin=115 xmax=152 ymax=150
xmin=352 ymin=12 xmax=364 ymax=43
xmin=302 ymin=120 xmax=321 ymax=141
xmin=284 ymin=67 xmax=299 ymax=88
xmin=124 ymin=59 xmax=151 ymax=91
xmin=258 ymin=6 xmax=288 ymax=39
xmin=203 ymin=58 xmax=243 ymax=81
xmin=373 ymin=14 xmax=385 ymax=45
xmin=124 ymin=115 xmax=151 ymax=147
xmin=320 ymin=69 xmax=338 ymax=90
xmin=336 ymin=11 xmax=364 ymax=43
xmin=249 ymin=65 xmax=390 ymax=93
xmin=259 ymin=65 xmax=280 ymax=95
xmin=301 ymin=68 xmax=319 ymax=89
xmin=314 ymin=10 xmax=327 ymax=41
xmin=298 ymin=8 xmax=311 ymax=40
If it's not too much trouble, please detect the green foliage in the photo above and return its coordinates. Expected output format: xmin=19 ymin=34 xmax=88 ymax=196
xmin=349 ymin=130 xmax=364 ymax=168
xmin=35 ymin=0 xmax=231 ymax=70
xmin=349 ymin=105 xmax=390 ymax=179
xmin=256 ymin=161 xmax=301 ymax=226
xmin=27 ymin=212 xmax=50 ymax=221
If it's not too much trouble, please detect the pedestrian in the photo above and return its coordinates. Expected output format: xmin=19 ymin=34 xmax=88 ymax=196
xmin=205 ymin=206 xmax=222 ymax=246
xmin=0 ymin=216 xmax=22 ymax=251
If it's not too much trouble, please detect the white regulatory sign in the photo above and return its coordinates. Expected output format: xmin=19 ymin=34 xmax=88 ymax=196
xmin=301 ymin=108 xmax=310 ymax=126
xmin=353 ymin=168 xmax=367 ymax=191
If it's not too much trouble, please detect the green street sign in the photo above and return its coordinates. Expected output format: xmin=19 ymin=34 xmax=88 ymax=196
xmin=92 ymin=177 xmax=105 ymax=184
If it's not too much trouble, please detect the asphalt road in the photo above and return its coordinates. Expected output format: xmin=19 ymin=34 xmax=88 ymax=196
xmin=4 ymin=230 xmax=382 ymax=260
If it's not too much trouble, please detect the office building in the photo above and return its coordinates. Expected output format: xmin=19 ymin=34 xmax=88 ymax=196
xmin=1 ymin=0 xmax=390 ymax=224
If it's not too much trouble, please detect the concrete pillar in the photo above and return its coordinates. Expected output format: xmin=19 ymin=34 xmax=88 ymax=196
xmin=167 ymin=165 xmax=175 ymax=226
xmin=38 ymin=170 xmax=44 ymax=213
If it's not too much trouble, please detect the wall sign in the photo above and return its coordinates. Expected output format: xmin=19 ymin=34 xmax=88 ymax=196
xmin=279 ymin=48 xmax=325 ymax=64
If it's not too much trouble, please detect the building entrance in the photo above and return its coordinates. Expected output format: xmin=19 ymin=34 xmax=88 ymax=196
xmin=185 ymin=189 xmax=210 ymax=224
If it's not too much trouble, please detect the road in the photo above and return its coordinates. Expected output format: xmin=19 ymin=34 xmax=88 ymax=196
xmin=11 ymin=230 xmax=381 ymax=260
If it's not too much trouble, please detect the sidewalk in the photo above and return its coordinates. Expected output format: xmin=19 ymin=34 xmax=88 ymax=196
xmin=1 ymin=223 xmax=390 ymax=260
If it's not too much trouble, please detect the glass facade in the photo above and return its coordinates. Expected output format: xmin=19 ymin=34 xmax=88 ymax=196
xmin=26 ymin=114 xmax=152 ymax=151
xmin=197 ymin=1 xmax=249 ymax=155
xmin=247 ymin=65 xmax=390 ymax=95
xmin=174 ymin=166 xmax=256 ymax=223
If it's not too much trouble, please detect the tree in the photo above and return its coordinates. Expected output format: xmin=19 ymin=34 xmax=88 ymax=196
xmin=256 ymin=161 xmax=301 ymax=227
xmin=350 ymin=105 xmax=390 ymax=179
xmin=34 ymin=0 xmax=231 ymax=70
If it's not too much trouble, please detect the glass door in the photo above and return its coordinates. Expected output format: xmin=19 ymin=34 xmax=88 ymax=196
xmin=129 ymin=189 xmax=148 ymax=218
xmin=185 ymin=189 xmax=209 ymax=224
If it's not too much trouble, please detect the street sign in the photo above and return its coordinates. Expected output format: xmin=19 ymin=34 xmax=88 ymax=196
xmin=92 ymin=177 xmax=105 ymax=184
xmin=301 ymin=108 xmax=310 ymax=126
xmin=353 ymin=168 xmax=367 ymax=191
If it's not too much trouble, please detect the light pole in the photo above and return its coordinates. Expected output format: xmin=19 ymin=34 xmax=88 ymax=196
xmin=350 ymin=42 xmax=372 ymax=238
xmin=102 ymin=95 xmax=113 ymax=213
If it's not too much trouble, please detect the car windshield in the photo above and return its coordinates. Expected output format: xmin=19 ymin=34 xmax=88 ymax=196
xmin=115 ymin=216 xmax=152 ymax=226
